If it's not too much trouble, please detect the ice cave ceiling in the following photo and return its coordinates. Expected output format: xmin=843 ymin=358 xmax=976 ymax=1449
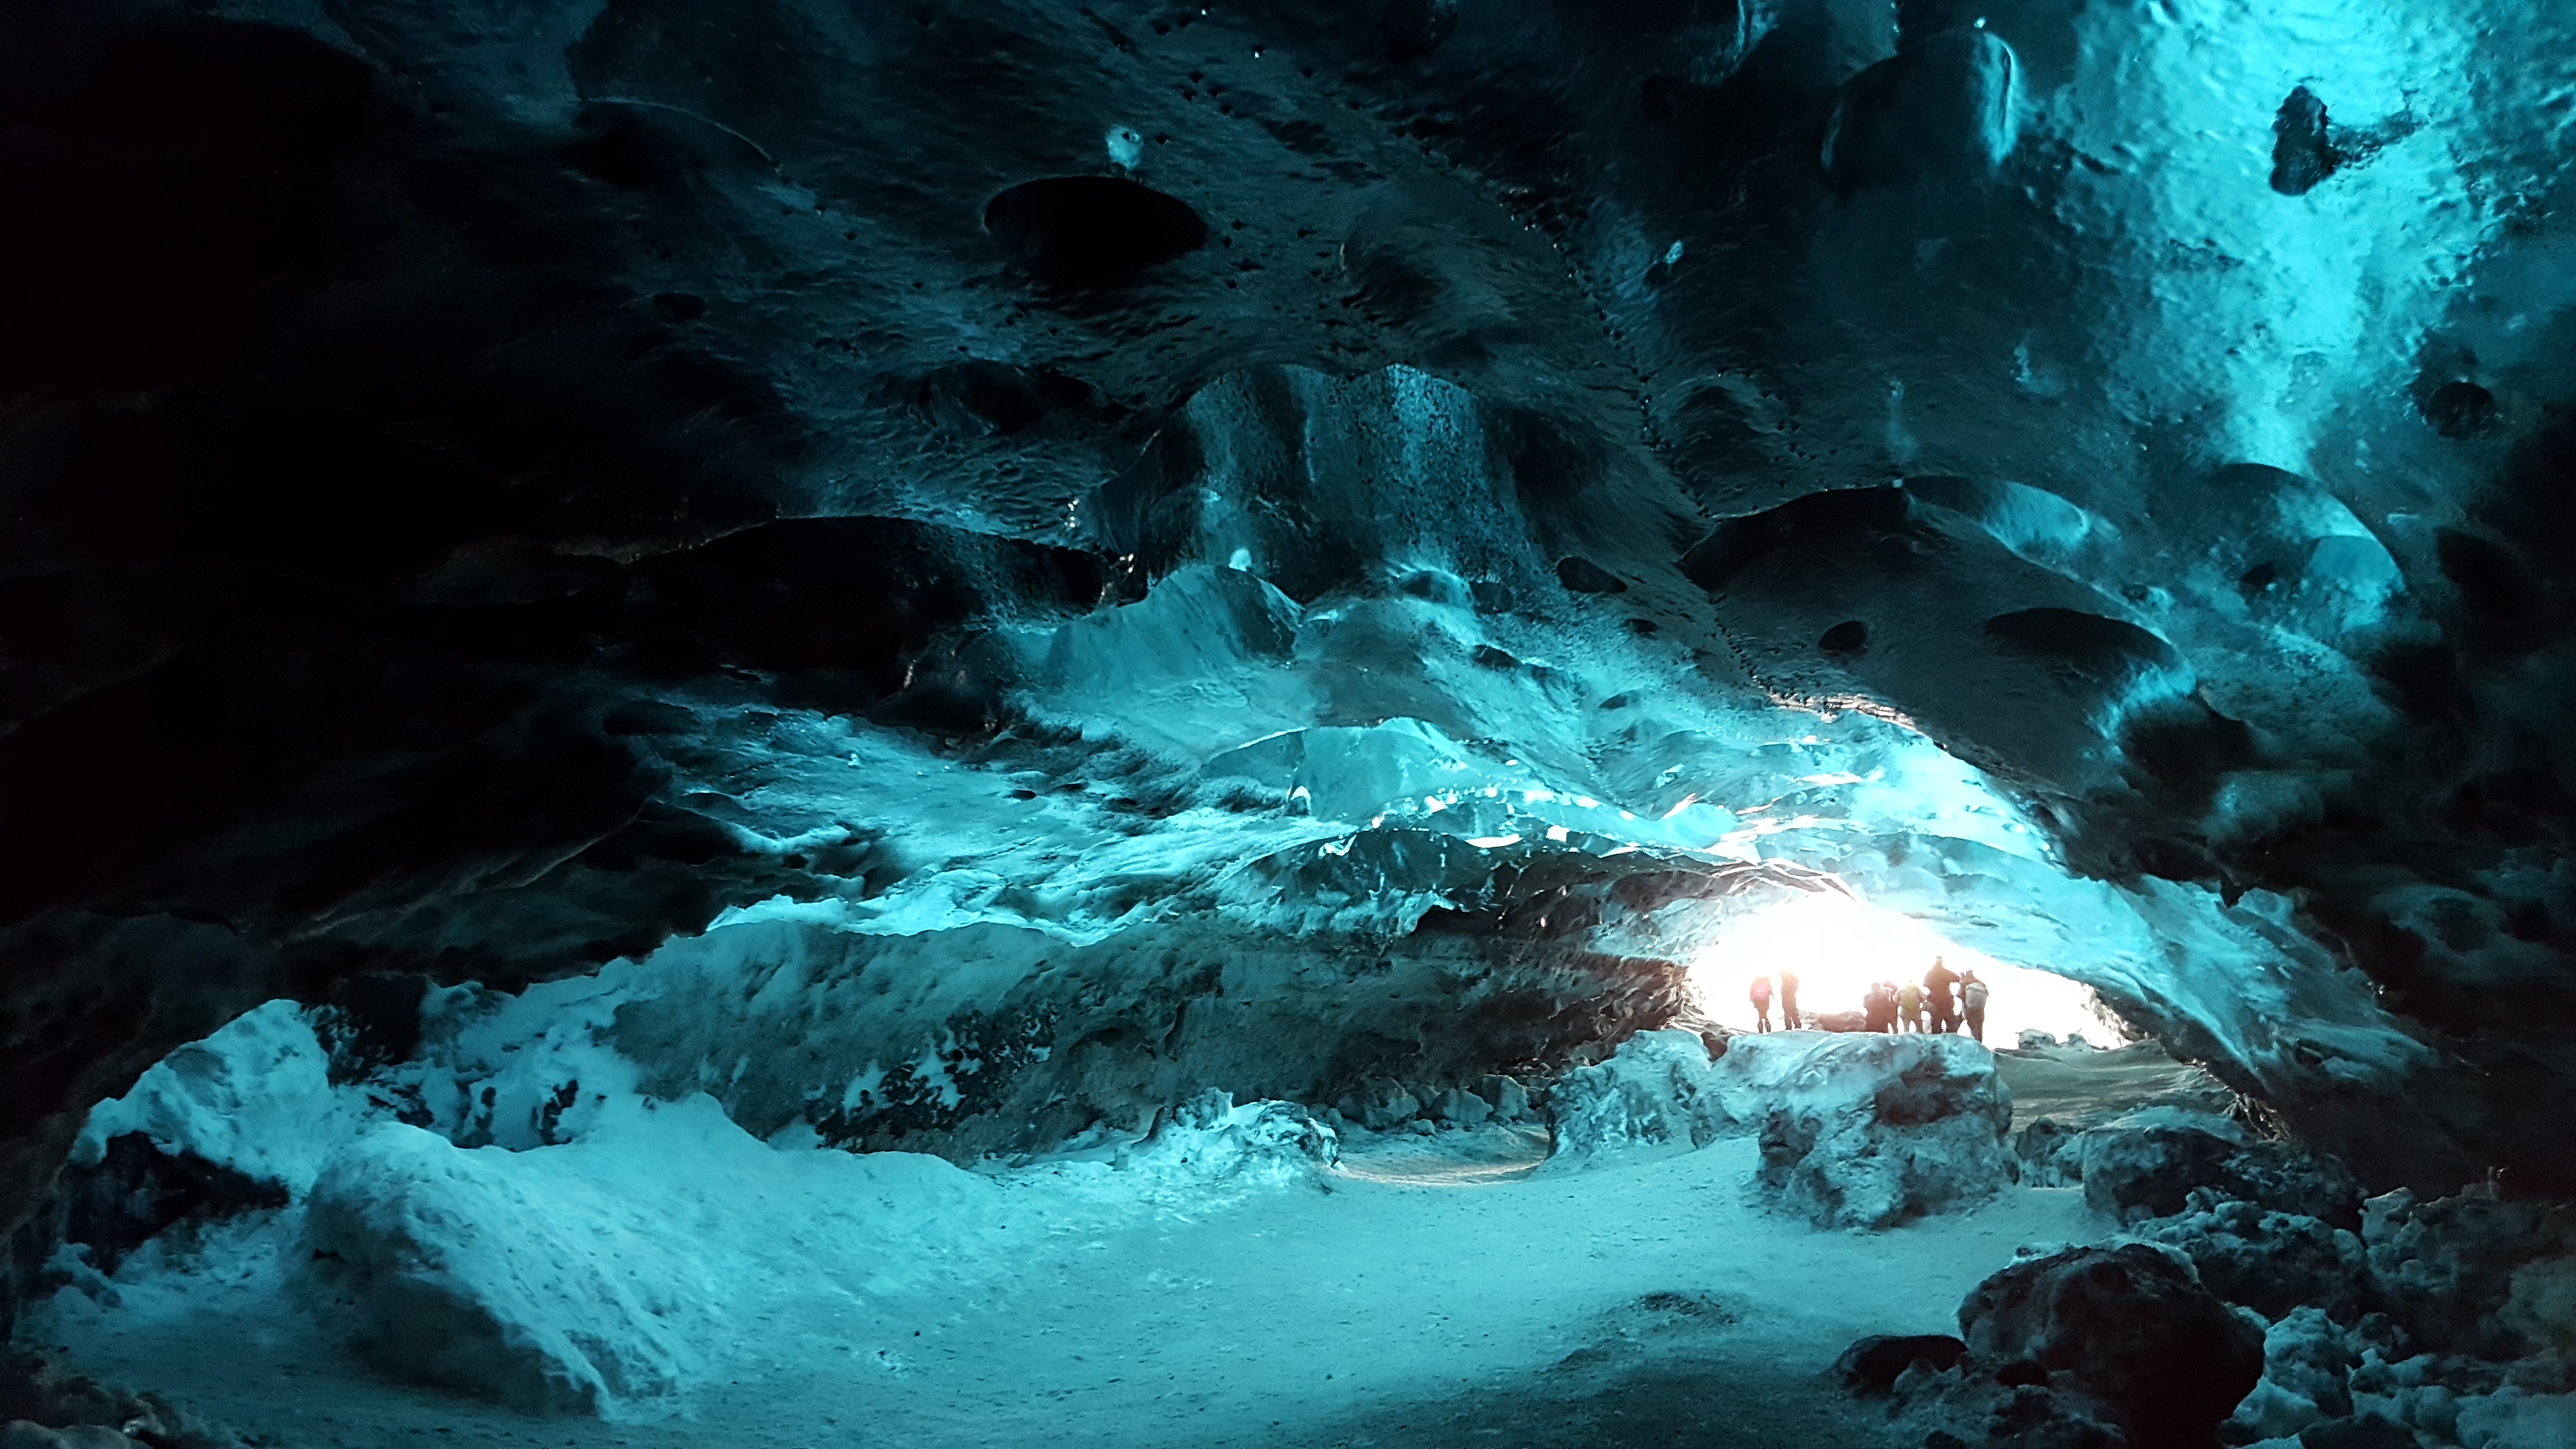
xmin=6 ymin=0 xmax=2576 ymax=1267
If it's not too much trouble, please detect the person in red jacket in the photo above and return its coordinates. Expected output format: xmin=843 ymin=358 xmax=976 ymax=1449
xmin=1750 ymin=974 xmax=1774 ymax=1032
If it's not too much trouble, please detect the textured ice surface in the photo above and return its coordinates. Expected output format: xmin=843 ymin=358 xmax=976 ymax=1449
xmin=1738 ymin=1032 xmax=2016 ymax=1230
xmin=1544 ymin=1029 xmax=1735 ymax=1163
xmin=1545 ymin=1028 xmax=2016 ymax=1231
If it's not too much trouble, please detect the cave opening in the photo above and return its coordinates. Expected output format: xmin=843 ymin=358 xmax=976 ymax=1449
xmin=1683 ymin=886 xmax=2114 ymax=1047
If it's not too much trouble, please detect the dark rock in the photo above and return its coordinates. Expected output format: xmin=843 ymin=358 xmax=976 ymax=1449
xmin=1836 ymin=1332 xmax=1968 ymax=1391
xmin=1960 ymin=1244 xmax=2264 ymax=1449
xmin=2272 ymin=86 xmax=2339 ymax=195
xmin=2018 ymin=1118 xmax=2084 ymax=1186
xmin=0 ymin=1347 xmax=230 ymax=1447
xmin=58 ymin=1134 xmax=288 ymax=1275
xmin=1428 ymin=1085 xmax=1492 ymax=1127
xmin=1335 ymin=1079 xmax=1423 ymax=1131
xmin=2080 ymin=1121 xmax=2361 ymax=1228
xmin=1473 ymin=1074 xmax=1533 ymax=1122
xmin=2363 ymin=1189 xmax=2576 ymax=1358
xmin=1983 ymin=1383 xmax=2133 ymax=1449
xmin=1820 ymin=620 xmax=1868 ymax=653
xmin=2136 ymin=1195 xmax=2372 ymax=1321
xmin=2297 ymin=1414 xmax=2420 ymax=1449
xmin=314 ymin=974 xmax=431 ymax=1084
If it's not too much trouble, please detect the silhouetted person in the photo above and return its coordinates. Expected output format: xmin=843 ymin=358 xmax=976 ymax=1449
xmin=1750 ymin=974 xmax=1774 ymax=1032
xmin=1897 ymin=980 xmax=1925 ymax=1032
xmin=1779 ymin=969 xmax=1802 ymax=1029
xmin=1924 ymin=957 xmax=1961 ymax=1034
xmin=1961 ymin=972 xmax=1990 ymax=1043
xmin=1862 ymin=981 xmax=1896 ymax=1033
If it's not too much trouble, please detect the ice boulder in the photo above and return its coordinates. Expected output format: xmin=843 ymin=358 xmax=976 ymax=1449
xmin=1544 ymin=1029 xmax=1735 ymax=1162
xmin=2079 ymin=1117 xmax=2361 ymax=1227
xmin=2132 ymin=1195 xmax=2371 ymax=1321
xmin=1741 ymin=1032 xmax=2016 ymax=1230
xmin=2225 ymin=1306 xmax=2361 ymax=1441
xmin=2454 ymin=1388 xmax=2576 ymax=1449
xmin=300 ymin=1121 xmax=699 ymax=1416
xmin=2016 ymin=1118 xmax=2086 ymax=1187
xmin=1428 ymin=1086 xmax=1492 ymax=1128
xmin=1475 ymin=1073 xmax=1533 ymax=1123
xmin=1335 ymin=1078 xmax=1425 ymax=1131
xmin=2364 ymin=1189 xmax=2576 ymax=1359
xmin=1960 ymin=1243 xmax=2265 ymax=1449
xmin=1118 ymin=1090 xmax=1339 ymax=1185
xmin=73 ymin=999 xmax=355 ymax=1195
xmin=1834 ymin=1332 xmax=1968 ymax=1392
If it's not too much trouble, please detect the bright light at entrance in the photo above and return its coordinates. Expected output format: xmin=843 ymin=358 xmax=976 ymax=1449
xmin=1688 ymin=889 xmax=2109 ymax=1046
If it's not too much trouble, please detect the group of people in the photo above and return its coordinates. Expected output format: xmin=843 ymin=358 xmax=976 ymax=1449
xmin=1745 ymin=956 xmax=1991 ymax=1043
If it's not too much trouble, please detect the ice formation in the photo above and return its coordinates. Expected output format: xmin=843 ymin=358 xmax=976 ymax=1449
xmin=5 ymin=0 xmax=2576 ymax=1443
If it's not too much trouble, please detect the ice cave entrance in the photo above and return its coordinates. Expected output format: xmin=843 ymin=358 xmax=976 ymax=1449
xmin=1687 ymin=889 xmax=2106 ymax=1045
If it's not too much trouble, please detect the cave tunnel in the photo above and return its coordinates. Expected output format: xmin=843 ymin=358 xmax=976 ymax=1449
xmin=5 ymin=2 xmax=2576 ymax=1447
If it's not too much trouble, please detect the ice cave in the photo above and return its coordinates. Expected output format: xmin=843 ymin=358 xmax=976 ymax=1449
xmin=6 ymin=1 xmax=2576 ymax=1447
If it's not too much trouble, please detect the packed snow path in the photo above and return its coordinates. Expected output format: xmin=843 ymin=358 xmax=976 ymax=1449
xmin=32 ymin=1125 xmax=2100 ymax=1448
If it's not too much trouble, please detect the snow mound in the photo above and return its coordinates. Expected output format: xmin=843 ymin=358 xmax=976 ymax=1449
xmin=297 ymin=1094 xmax=1022 ymax=1417
xmin=301 ymin=1120 xmax=703 ymax=1416
xmin=1544 ymin=1029 xmax=1735 ymax=1163
xmin=73 ymin=1001 xmax=358 ymax=1195
xmin=1740 ymin=1032 xmax=2016 ymax=1230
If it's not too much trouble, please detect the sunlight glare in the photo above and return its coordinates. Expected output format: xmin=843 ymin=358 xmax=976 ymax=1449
xmin=1688 ymin=889 xmax=2108 ymax=1046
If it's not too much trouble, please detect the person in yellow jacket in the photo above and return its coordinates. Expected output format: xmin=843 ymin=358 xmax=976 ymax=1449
xmin=1896 ymin=979 xmax=1926 ymax=1032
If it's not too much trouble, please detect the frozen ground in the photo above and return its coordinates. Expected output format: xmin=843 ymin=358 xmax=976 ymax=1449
xmin=17 ymin=1043 xmax=2166 ymax=1449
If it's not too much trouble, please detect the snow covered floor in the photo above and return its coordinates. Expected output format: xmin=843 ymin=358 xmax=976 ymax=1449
xmin=25 ymin=1122 xmax=2107 ymax=1449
